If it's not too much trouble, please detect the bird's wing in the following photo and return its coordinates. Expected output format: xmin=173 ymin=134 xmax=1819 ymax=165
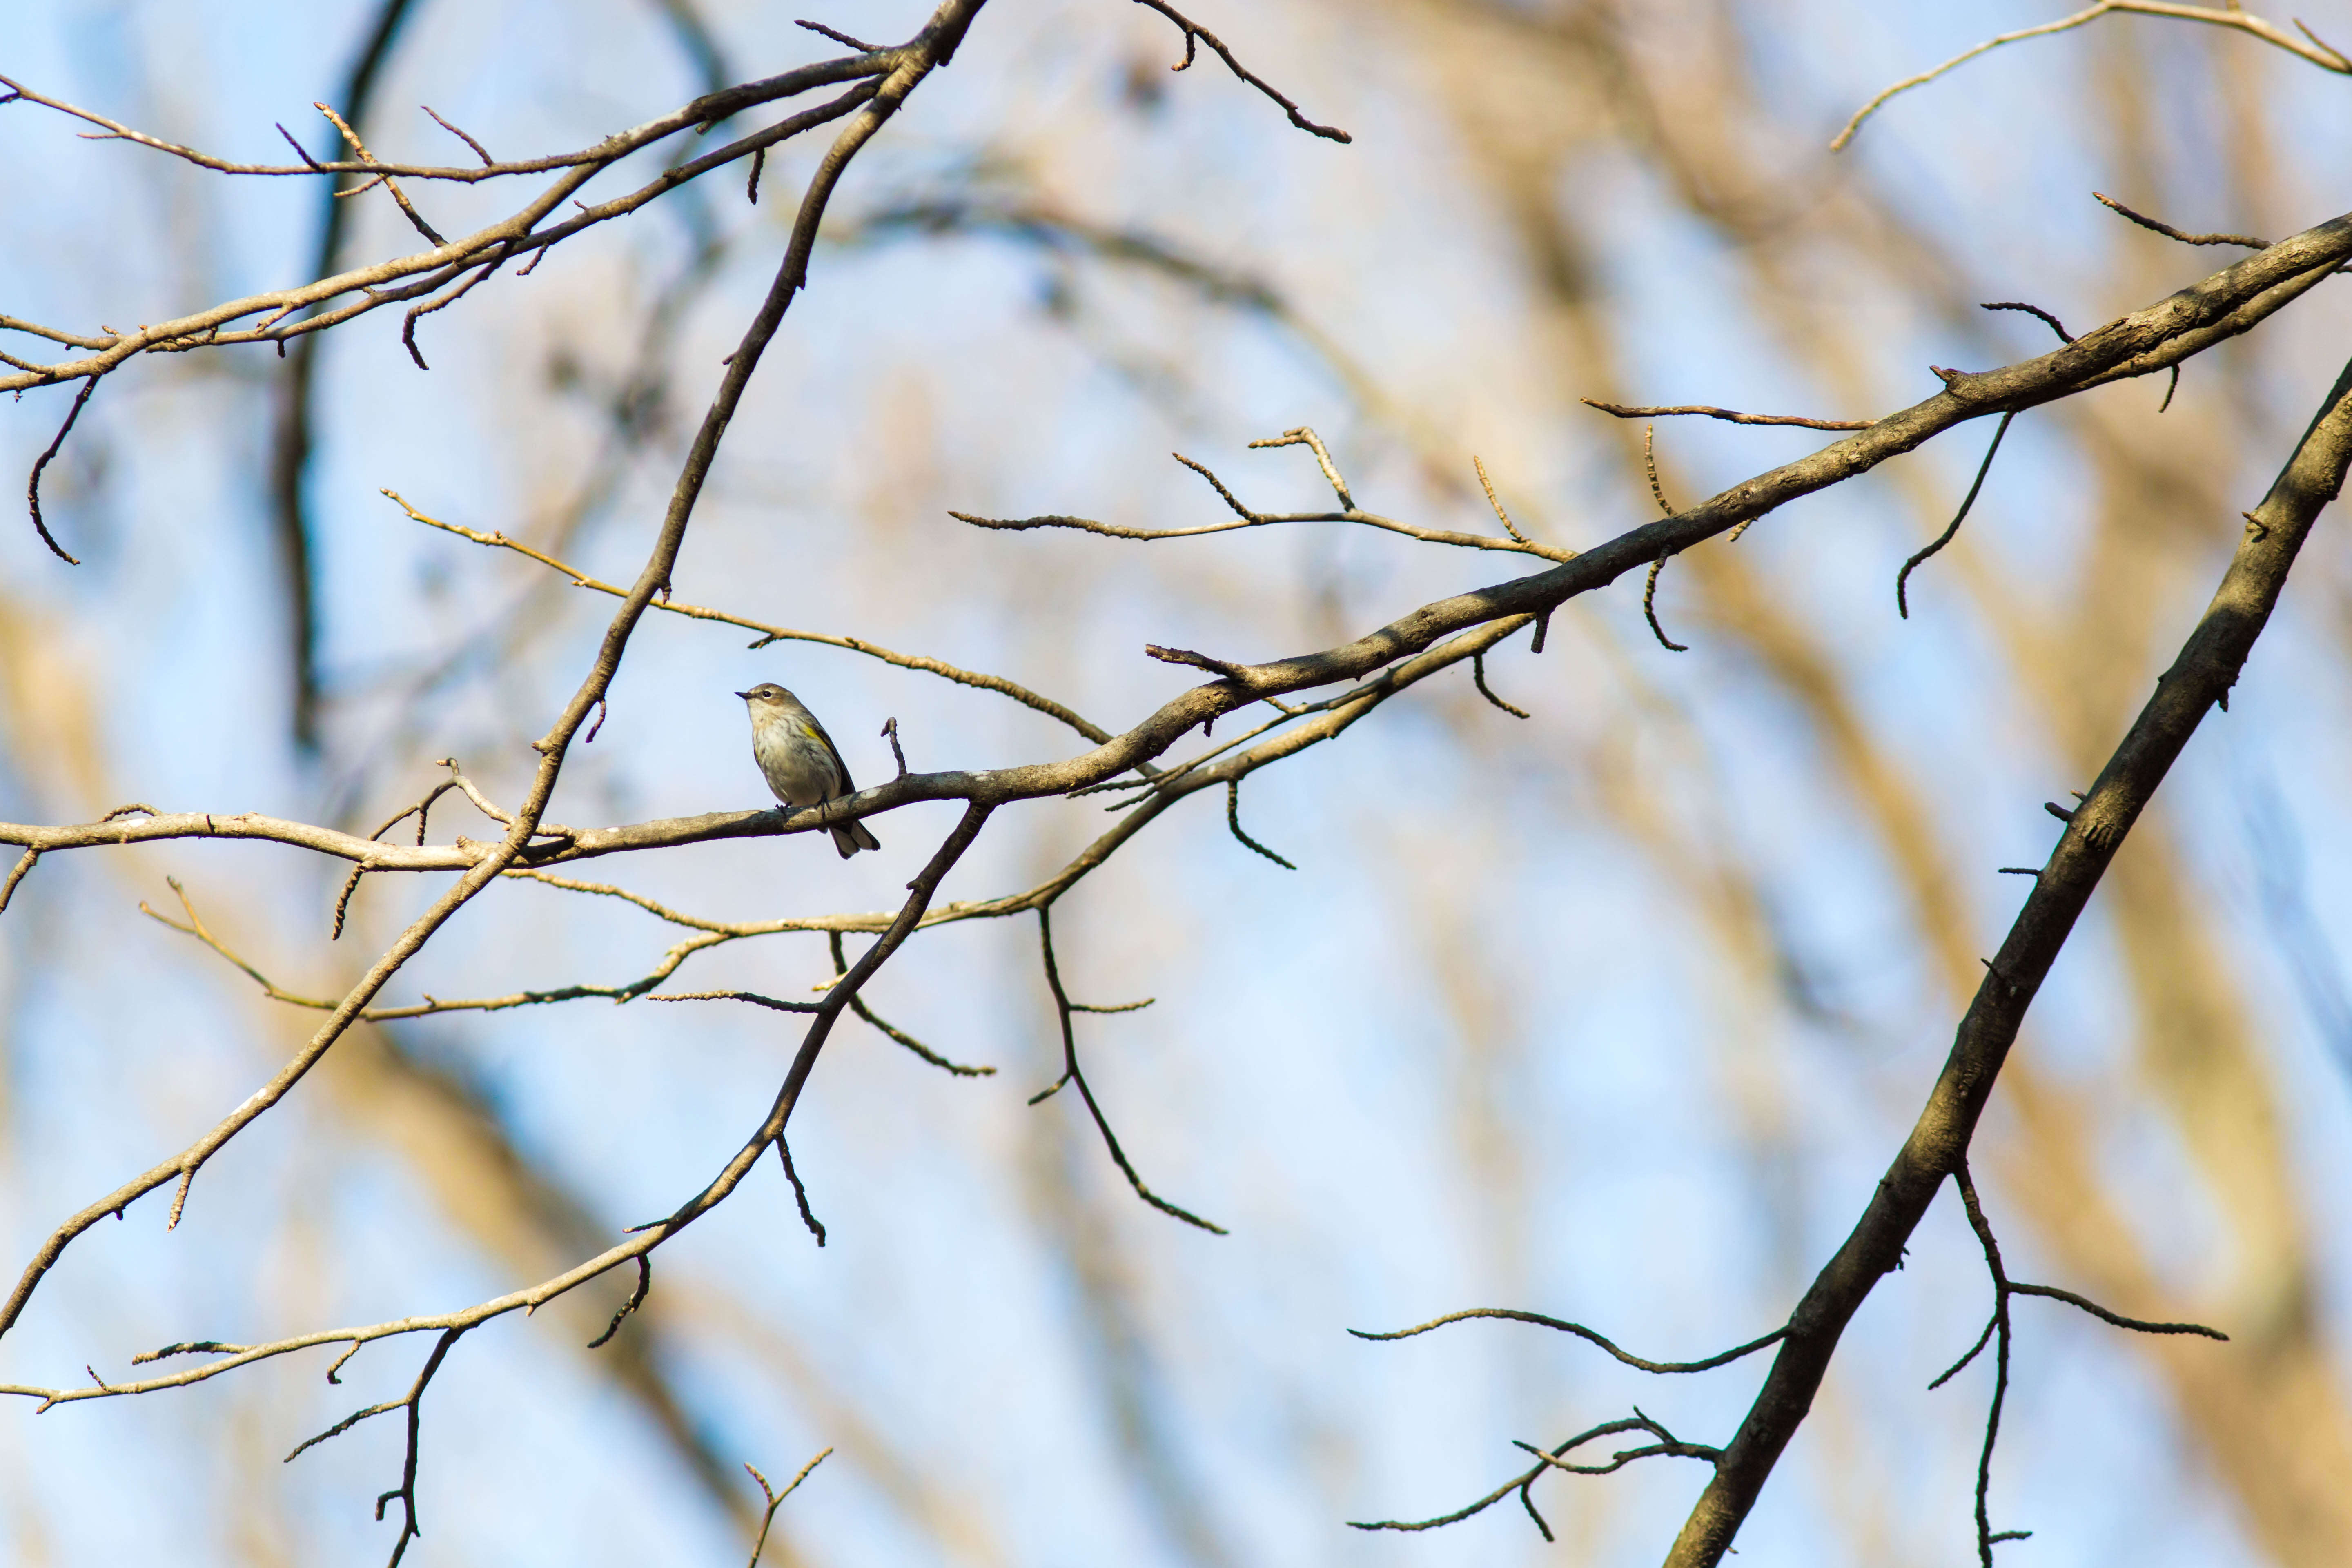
xmin=803 ymin=711 xmax=858 ymax=795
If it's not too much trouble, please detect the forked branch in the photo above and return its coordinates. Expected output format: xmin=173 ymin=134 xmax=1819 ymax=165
xmin=1028 ymin=907 xmax=1225 ymax=1233
xmin=1660 ymin=354 xmax=2352 ymax=1567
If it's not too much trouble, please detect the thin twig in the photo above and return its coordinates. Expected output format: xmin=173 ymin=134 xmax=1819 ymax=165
xmin=1948 ymin=1163 xmax=2019 ymax=1566
xmin=744 ymin=1448 xmax=832 ymax=1568
xmin=1352 ymin=1412 xmax=1721 ymax=1537
xmin=1583 ymin=396 xmax=1871 ymax=432
xmin=334 ymin=777 xmax=461 ymax=939
xmin=827 ymin=929 xmax=996 ymax=1074
xmin=1127 ymin=0 xmax=1352 ymax=142
xmin=1473 ymin=454 xmax=1535 ymax=544
xmin=2095 ymin=190 xmax=2267 ymax=249
xmin=400 ymin=256 xmax=504 ymax=369
xmin=1471 ymin=650 xmax=1530 ymax=719
xmin=1980 ymin=300 xmax=2073 ymax=343
xmin=376 ymin=1327 xmax=461 ymax=1568
xmin=26 ymin=376 xmax=98 ymax=564
xmin=1898 ymin=410 xmax=2016 ymax=619
xmin=775 ymin=1137 xmax=826 ymax=1245
xmin=2007 ymin=1282 xmax=2226 ymax=1339
xmin=419 ymin=105 xmax=493 ymax=166
xmin=796 ymin=19 xmax=882 ymax=51
xmin=1515 ymin=1416 xmax=1721 ymax=1474
xmin=1832 ymin=3 xmax=2352 ymax=153
xmin=1644 ymin=552 xmax=1689 ymax=653
xmin=1148 ymin=643 xmax=1253 ymax=682
xmin=0 ymin=849 xmax=38 ymax=915
xmin=281 ymin=1325 xmax=463 ymax=1568
xmin=586 ymin=1254 xmax=651 ymax=1348
xmin=1173 ymin=451 xmax=1257 ymax=519
xmin=389 ymin=490 xmax=1125 ymax=743
xmin=1644 ymin=423 xmax=1675 ymax=516
xmin=1249 ymin=425 xmax=1355 ymax=509
xmin=1031 ymin=906 xmax=1226 ymax=1233
xmin=1350 ymin=1306 xmax=1786 ymax=1374
xmin=649 ymin=989 xmax=825 ymax=1014
xmin=1225 ymin=777 xmax=1296 ymax=869
xmin=951 ymin=502 xmax=1574 ymax=560
xmin=313 ymin=102 xmax=447 ymax=245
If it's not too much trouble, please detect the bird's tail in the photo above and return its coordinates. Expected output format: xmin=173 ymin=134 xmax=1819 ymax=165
xmin=831 ymin=819 xmax=882 ymax=858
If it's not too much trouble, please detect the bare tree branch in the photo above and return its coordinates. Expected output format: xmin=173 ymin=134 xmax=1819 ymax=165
xmin=0 ymin=0 xmax=991 ymax=1348
xmin=745 ymin=1447 xmax=833 ymax=1567
xmin=1127 ymin=0 xmax=1351 ymax=143
xmin=1832 ymin=2 xmax=2351 ymax=152
xmin=1663 ymin=351 xmax=2352 ymax=1568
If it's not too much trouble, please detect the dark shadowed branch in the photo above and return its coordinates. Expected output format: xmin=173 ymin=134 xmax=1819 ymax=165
xmin=1662 ymin=352 xmax=2352 ymax=1568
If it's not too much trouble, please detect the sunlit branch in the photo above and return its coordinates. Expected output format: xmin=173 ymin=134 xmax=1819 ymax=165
xmin=0 ymin=54 xmax=889 ymax=183
xmin=952 ymin=437 xmax=1577 ymax=561
xmin=9 ymin=216 xmax=2351 ymax=891
xmin=1831 ymin=2 xmax=2350 ymax=153
xmin=0 ymin=0 xmax=991 ymax=1351
xmin=744 ymin=1447 xmax=833 ymax=1567
xmin=0 ymin=798 xmax=994 ymax=1416
xmin=385 ymin=489 xmax=1118 ymax=744
xmin=0 ymin=76 xmax=887 ymax=393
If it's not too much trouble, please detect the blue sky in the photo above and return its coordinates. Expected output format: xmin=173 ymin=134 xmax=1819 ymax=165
xmin=3 ymin=3 xmax=2351 ymax=1565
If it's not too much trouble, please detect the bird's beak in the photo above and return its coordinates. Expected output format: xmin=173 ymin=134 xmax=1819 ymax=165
xmin=733 ymin=690 xmax=753 ymax=699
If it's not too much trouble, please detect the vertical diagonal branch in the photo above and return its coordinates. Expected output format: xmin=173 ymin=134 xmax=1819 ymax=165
xmin=753 ymin=803 xmax=994 ymax=1160
xmin=1664 ymin=352 xmax=2352 ymax=1568
xmin=380 ymin=1325 xmax=461 ymax=1568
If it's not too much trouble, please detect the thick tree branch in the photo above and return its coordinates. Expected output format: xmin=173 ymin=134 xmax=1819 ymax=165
xmin=1662 ymin=351 xmax=2352 ymax=1567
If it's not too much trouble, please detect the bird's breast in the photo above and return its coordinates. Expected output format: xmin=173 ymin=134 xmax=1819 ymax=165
xmin=752 ymin=721 xmax=839 ymax=806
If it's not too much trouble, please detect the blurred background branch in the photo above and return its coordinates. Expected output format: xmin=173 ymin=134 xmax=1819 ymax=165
xmin=2 ymin=2 xmax=2350 ymax=1566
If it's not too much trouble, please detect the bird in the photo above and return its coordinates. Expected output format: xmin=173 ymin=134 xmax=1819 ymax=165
xmin=736 ymin=682 xmax=882 ymax=858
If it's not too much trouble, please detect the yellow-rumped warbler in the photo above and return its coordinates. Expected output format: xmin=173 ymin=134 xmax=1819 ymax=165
xmin=737 ymin=682 xmax=882 ymax=858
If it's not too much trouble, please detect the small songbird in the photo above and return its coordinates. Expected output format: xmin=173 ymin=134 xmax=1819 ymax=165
xmin=736 ymin=682 xmax=882 ymax=858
